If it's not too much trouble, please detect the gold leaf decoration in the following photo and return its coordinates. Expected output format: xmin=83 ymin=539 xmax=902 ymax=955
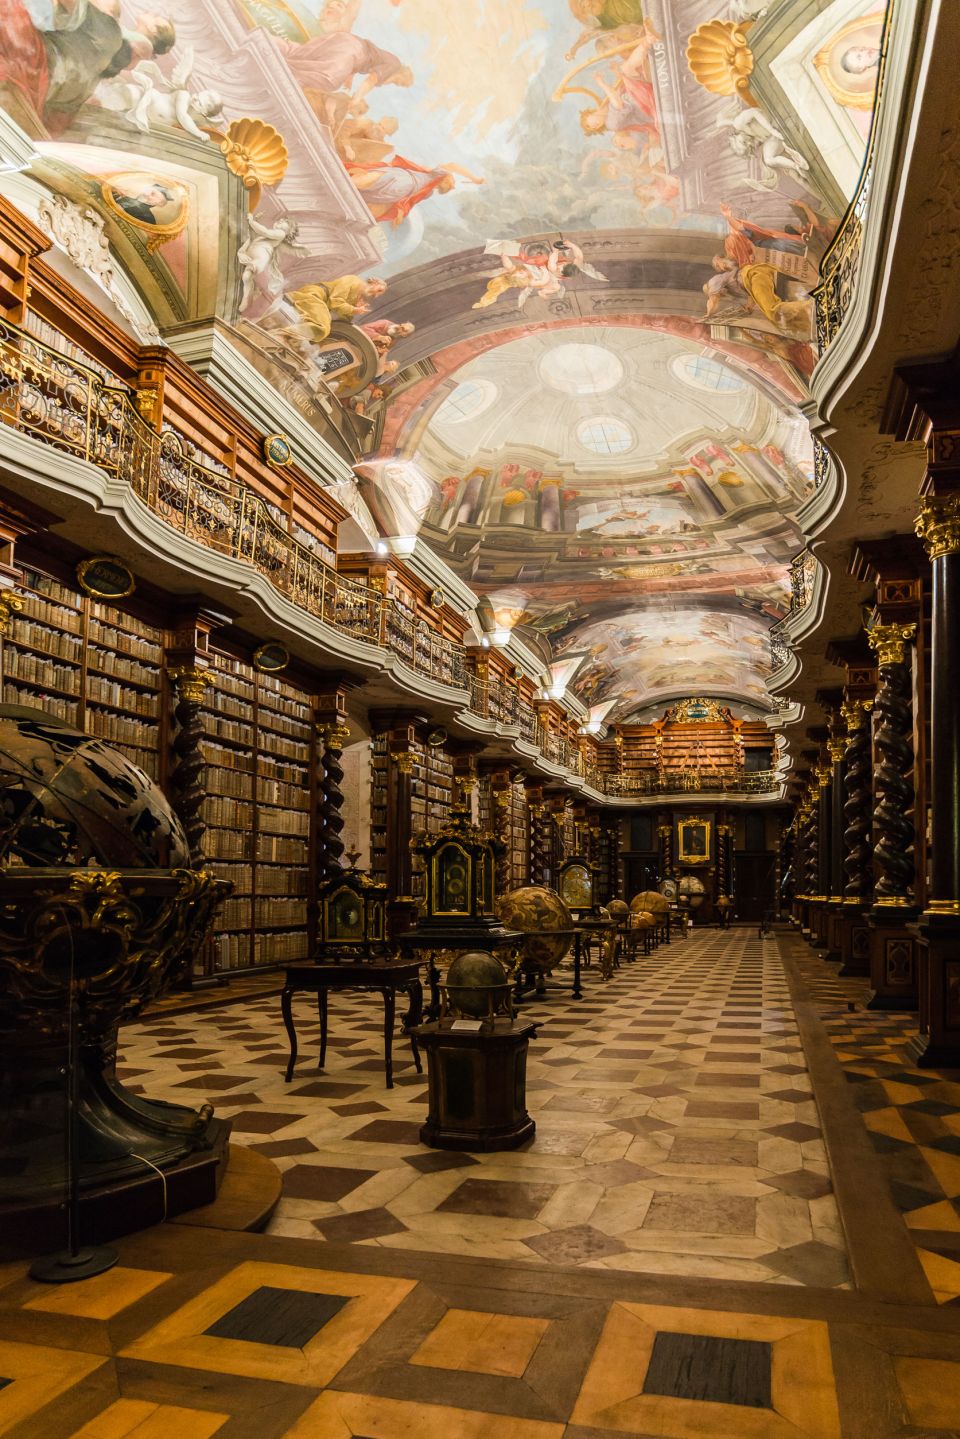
xmin=686 ymin=19 xmax=757 ymax=107
xmin=216 ymin=118 xmax=290 ymax=210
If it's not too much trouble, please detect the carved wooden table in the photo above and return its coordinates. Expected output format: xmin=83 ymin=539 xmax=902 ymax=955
xmin=281 ymin=960 xmax=424 ymax=1090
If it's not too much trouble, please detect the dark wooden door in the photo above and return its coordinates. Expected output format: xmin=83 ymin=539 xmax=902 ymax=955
xmin=734 ymin=852 xmax=776 ymax=921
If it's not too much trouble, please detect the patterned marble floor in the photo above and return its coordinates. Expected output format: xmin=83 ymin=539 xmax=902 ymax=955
xmin=785 ymin=933 xmax=960 ymax=1306
xmin=118 ymin=931 xmax=850 ymax=1287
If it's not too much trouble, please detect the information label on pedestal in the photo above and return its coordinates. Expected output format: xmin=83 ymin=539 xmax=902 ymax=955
xmin=450 ymin=1020 xmax=484 ymax=1032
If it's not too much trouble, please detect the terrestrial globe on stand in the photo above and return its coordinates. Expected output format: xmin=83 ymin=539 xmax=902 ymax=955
xmin=441 ymin=950 xmax=514 ymax=1028
xmin=497 ymin=885 xmax=575 ymax=994
xmin=0 ymin=707 xmax=230 ymax=1260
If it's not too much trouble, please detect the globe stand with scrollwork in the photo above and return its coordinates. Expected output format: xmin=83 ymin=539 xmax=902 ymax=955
xmin=0 ymin=708 xmax=231 ymax=1265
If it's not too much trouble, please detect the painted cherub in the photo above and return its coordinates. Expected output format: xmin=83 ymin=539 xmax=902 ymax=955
xmin=237 ymin=215 xmax=310 ymax=314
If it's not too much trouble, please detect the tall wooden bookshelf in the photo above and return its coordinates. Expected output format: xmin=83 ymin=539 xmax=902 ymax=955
xmin=370 ymin=733 xmax=389 ymax=885
xmin=2 ymin=567 xmax=163 ymax=782
xmin=509 ymin=779 xmax=529 ymax=889
xmin=198 ymin=650 xmax=312 ymax=978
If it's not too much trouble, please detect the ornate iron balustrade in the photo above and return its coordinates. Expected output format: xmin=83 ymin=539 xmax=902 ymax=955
xmin=812 ymin=1 xmax=893 ymax=351
xmin=0 ymin=319 xmax=464 ymax=686
xmin=604 ymin=769 xmax=780 ymax=797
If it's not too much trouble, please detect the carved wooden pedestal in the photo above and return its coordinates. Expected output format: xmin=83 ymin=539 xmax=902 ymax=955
xmin=910 ymin=915 xmax=960 ymax=1066
xmin=823 ymin=900 xmax=845 ymax=964
xmin=415 ymin=1018 xmax=538 ymax=1151
xmin=867 ymin=909 xmax=919 ymax=1010
xmin=838 ymin=903 xmax=872 ymax=977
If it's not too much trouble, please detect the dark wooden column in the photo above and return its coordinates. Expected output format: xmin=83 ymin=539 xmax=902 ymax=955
xmin=369 ymin=708 xmax=423 ymax=938
xmin=850 ymin=537 xmax=926 ymax=1011
xmin=823 ymin=642 xmax=877 ymax=976
xmin=164 ymin=607 xmax=227 ymax=869
xmin=818 ymin=692 xmax=846 ymax=962
xmin=314 ymin=688 xmax=352 ymax=884
xmin=525 ymin=780 xmax=549 ymax=886
xmin=890 ymin=353 xmax=960 ymax=1062
xmin=865 ymin=621 xmax=919 ymax=1008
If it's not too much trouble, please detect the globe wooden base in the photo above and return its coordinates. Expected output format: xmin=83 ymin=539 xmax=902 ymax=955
xmin=414 ymin=1018 xmax=538 ymax=1152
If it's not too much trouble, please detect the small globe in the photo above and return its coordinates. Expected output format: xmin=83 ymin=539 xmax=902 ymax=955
xmin=632 ymin=910 xmax=655 ymax=929
xmin=497 ymin=885 xmax=574 ymax=974
xmin=607 ymin=899 xmax=629 ymax=920
xmin=0 ymin=706 xmax=188 ymax=868
xmin=445 ymin=949 xmax=509 ymax=1017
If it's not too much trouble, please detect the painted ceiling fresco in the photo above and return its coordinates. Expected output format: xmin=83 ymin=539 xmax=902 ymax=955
xmin=0 ymin=0 xmax=884 ymax=714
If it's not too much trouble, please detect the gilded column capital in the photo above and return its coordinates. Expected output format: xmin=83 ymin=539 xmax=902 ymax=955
xmin=167 ymin=665 xmax=210 ymax=704
xmin=0 ymin=590 xmax=24 ymax=635
xmin=317 ymin=721 xmax=351 ymax=750
xmin=916 ymin=494 xmax=960 ymax=559
xmin=867 ymin=622 xmax=916 ymax=666
xmin=841 ymin=698 xmax=872 ymax=731
xmin=391 ymin=749 xmax=414 ymax=774
xmin=827 ymin=737 xmax=846 ymax=763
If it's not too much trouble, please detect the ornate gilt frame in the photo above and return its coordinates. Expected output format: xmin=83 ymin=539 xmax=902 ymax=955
xmin=677 ymin=815 xmax=712 ymax=866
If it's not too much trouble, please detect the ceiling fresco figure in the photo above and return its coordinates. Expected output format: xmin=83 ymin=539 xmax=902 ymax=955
xmin=0 ymin=0 xmax=885 ymax=715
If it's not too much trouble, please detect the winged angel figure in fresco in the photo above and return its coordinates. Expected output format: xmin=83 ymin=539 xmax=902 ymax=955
xmin=472 ymin=239 xmax=607 ymax=311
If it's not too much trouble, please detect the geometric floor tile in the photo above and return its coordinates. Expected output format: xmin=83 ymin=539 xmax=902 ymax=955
xmin=24 ymin=1267 xmax=171 ymax=1321
xmin=68 ymin=1399 xmax=229 ymax=1438
xmin=117 ymin=933 xmax=851 ymax=1285
xmin=120 ymin=1261 xmax=415 ymax=1387
xmin=893 ymin=1356 xmax=960 ymax=1429
xmin=410 ymin=1309 xmax=549 ymax=1377
xmin=204 ymin=1285 xmax=349 ymax=1346
xmin=0 ymin=1341 xmax=106 ymax=1435
xmin=571 ymin=1302 xmax=841 ymax=1438
xmin=284 ymin=1391 xmax=566 ymax=1438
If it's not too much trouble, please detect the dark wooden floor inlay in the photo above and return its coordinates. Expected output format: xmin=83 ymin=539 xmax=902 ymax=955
xmin=643 ymin=1332 xmax=772 ymax=1408
xmin=204 ymin=1285 xmax=348 ymax=1347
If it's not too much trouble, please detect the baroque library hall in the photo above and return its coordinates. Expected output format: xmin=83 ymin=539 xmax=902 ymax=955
xmin=1 ymin=1 xmax=960 ymax=1434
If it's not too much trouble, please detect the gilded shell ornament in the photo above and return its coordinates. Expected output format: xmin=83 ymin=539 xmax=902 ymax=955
xmin=686 ymin=19 xmax=757 ymax=106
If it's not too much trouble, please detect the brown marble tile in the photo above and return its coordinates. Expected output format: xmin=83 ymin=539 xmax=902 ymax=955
xmin=346 ymin=1119 xmax=425 ymax=1145
xmin=765 ymin=1170 xmax=834 ymax=1200
xmin=767 ymin=1122 xmax=823 ymax=1143
xmin=684 ymin=1100 xmax=761 ymax=1120
xmin=642 ymin=1192 xmax=757 ymax=1235
xmin=404 ymin=1152 xmax=481 ymax=1174
xmin=331 ymin=1101 xmax=388 ymax=1117
xmin=249 ymin=1138 xmax=317 ymax=1158
xmin=228 ymin=1110 xmax=307 ymax=1134
xmin=438 ymin=1178 xmax=556 ymax=1219
xmin=669 ymin=1137 xmax=759 ymax=1168
xmin=311 ymin=1207 xmax=409 ymax=1241
xmin=526 ymin=1225 xmax=628 ymax=1263
xmin=282 ymin=1165 xmax=377 ymax=1201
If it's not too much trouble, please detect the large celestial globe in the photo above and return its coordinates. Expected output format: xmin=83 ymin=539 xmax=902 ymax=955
xmin=0 ymin=706 xmax=189 ymax=869
xmin=497 ymin=885 xmax=574 ymax=974
xmin=607 ymin=899 xmax=629 ymax=921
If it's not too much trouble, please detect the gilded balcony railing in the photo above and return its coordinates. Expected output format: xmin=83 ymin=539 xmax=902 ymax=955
xmin=604 ymin=769 xmax=779 ymax=797
xmin=812 ymin=1 xmax=894 ymax=351
xmin=0 ymin=319 xmax=464 ymax=686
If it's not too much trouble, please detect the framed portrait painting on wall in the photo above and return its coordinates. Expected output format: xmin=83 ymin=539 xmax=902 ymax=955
xmin=677 ymin=816 xmax=712 ymax=866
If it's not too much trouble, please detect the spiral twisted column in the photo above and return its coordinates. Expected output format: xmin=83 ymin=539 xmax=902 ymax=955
xmin=168 ymin=665 xmax=210 ymax=868
xmin=528 ymin=800 xmax=551 ymax=887
xmin=803 ymin=790 xmax=820 ymax=899
xmin=488 ymin=769 xmax=512 ymax=897
xmin=317 ymin=721 xmax=350 ymax=882
xmin=841 ymin=699 xmax=873 ymax=899
xmin=867 ymin=625 xmax=917 ymax=903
